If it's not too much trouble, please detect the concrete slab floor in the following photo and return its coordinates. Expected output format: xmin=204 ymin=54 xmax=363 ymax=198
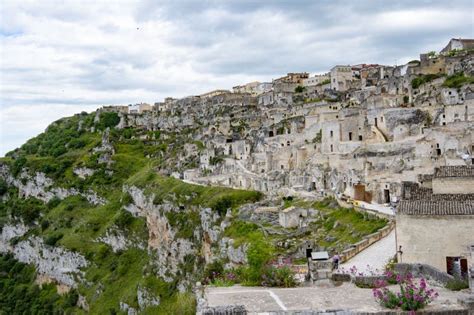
xmin=204 ymin=282 xmax=471 ymax=314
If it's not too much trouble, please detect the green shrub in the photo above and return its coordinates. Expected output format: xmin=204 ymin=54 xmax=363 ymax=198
xmin=203 ymin=260 xmax=224 ymax=283
xmin=68 ymin=138 xmax=86 ymax=149
xmin=40 ymin=219 xmax=50 ymax=231
xmin=97 ymin=112 xmax=120 ymax=130
xmin=0 ymin=179 xmax=7 ymax=195
xmin=317 ymin=79 xmax=331 ymax=86
xmin=114 ymin=210 xmax=134 ymax=228
xmin=47 ymin=197 xmax=61 ymax=209
xmin=446 ymin=277 xmax=469 ymax=291
xmin=261 ymin=266 xmax=297 ymax=287
xmin=209 ymin=155 xmax=224 ymax=166
xmin=44 ymin=232 xmax=63 ymax=246
xmin=442 ymin=72 xmax=474 ymax=89
xmin=0 ymin=253 xmax=78 ymax=313
xmin=294 ymin=85 xmax=306 ymax=93
xmin=411 ymin=73 xmax=444 ymax=89
xmin=12 ymin=156 xmax=27 ymax=176
xmin=212 ymin=196 xmax=233 ymax=216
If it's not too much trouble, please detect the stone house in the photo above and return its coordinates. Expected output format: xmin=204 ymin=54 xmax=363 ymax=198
xmin=232 ymin=81 xmax=260 ymax=95
xmin=199 ymin=89 xmax=231 ymax=98
xmin=440 ymin=38 xmax=474 ymax=54
xmin=278 ymin=206 xmax=308 ymax=228
xmin=274 ymin=72 xmax=309 ymax=84
xmin=128 ymin=103 xmax=152 ymax=114
xmin=254 ymin=82 xmax=272 ymax=95
xmin=441 ymin=88 xmax=461 ymax=105
xmin=330 ymin=65 xmax=352 ymax=91
xmin=396 ymin=166 xmax=474 ymax=278
xmin=258 ymin=90 xmax=274 ymax=106
xmin=302 ymin=74 xmax=329 ymax=87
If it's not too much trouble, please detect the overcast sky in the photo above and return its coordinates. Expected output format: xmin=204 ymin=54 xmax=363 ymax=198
xmin=1 ymin=0 xmax=473 ymax=156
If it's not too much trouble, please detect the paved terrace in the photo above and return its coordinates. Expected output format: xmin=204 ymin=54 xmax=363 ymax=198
xmin=204 ymin=281 xmax=469 ymax=314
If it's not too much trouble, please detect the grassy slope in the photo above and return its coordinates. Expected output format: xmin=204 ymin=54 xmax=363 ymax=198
xmin=0 ymin=112 xmax=261 ymax=314
xmin=0 ymin=111 xmax=387 ymax=312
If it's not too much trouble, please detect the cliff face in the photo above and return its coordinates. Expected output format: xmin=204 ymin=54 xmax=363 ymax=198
xmin=0 ymin=110 xmax=389 ymax=314
xmin=0 ymin=112 xmax=263 ymax=314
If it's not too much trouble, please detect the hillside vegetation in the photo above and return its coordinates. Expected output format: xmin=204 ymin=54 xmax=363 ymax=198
xmin=0 ymin=110 xmax=386 ymax=314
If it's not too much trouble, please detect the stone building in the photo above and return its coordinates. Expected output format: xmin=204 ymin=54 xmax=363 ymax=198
xmin=396 ymin=166 xmax=474 ymax=279
xmin=128 ymin=103 xmax=152 ymax=114
xmin=441 ymin=38 xmax=474 ymax=54
xmin=303 ymin=74 xmax=329 ymax=87
xmin=330 ymin=65 xmax=352 ymax=91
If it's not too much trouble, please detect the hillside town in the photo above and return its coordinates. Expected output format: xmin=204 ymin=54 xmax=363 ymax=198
xmin=1 ymin=38 xmax=473 ymax=314
xmin=103 ymin=38 xmax=474 ymax=203
xmin=87 ymin=38 xmax=474 ymax=312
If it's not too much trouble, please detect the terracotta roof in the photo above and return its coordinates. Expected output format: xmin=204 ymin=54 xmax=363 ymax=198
xmin=398 ymin=200 xmax=474 ymax=215
xmin=434 ymin=166 xmax=474 ymax=178
xmin=399 ymin=179 xmax=474 ymax=215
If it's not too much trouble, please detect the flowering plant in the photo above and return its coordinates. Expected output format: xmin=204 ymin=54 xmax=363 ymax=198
xmin=372 ymin=273 xmax=438 ymax=312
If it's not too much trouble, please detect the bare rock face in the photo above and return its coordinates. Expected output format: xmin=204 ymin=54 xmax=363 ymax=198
xmin=120 ymin=302 xmax=138 ymax=315
xmin=137 ymin=286 xmax=160 ymax=309
xmin=73 ymin=167 xmax=95 ymax=179
xmin=13 ymin=237 xmax=88 ymax=288
xmin=0 ymin=223 xmax=28 ymax=252
xmin=0 ymin=165 xmax=105 ymax=206
xmin=96 ymin=229 xmax=145 ymax=252
xmin=123 ymin=185 xmax=198 ymax=283
xmin=219 ymin=237 xmax=248 ymax=264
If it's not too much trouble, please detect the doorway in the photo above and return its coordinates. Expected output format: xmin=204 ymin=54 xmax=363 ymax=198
xmin=383 ymin=189 xmax=390 ymax=203
xmin=446 ymin=257 xmax=468 ymax=278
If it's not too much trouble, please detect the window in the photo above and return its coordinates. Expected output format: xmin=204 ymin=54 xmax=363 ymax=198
xmin=330 ymin=130 xmax=333 ymax=137
xmin=359 ymin=135 xmax=363 ymax=141
xmin=348 ymin=132 xmax=352 ymax=141
xmin=330 ymin=144 xmax=333 ymax=152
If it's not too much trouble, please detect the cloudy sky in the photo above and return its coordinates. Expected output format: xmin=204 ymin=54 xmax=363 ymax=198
xmin=0 ymin=0 xmax=473 ymax=156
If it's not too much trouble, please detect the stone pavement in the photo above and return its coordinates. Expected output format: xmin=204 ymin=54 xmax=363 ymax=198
xmin=339 ymin=230 xmax=396 ymax=274
xmin=204 ymin=281 xmax=469 ymax=314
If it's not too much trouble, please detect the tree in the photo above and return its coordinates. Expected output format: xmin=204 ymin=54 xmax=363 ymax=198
xmin=294 ymin=85 xmax=306 ymax=93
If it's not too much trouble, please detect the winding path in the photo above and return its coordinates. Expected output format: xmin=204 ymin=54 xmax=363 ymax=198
xmin=340 ymin=229 xmax=396 ymax=274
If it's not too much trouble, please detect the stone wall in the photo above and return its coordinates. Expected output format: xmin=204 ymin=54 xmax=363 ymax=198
xmin=396 ymin=214 xmax=474 ymax=272
xmin=394 ymin=263 xmax=454 ymax=285
xmin=340 ymin=221 xmax=395 ymax=263
xmin=432 ymin=177 xmax=474 ymax=194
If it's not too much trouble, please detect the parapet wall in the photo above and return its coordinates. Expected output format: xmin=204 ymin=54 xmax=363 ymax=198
xmin=394 ymin=263 xmax=454 ymax=285
xmin=340 ymin=221 xmax=395 ymax=263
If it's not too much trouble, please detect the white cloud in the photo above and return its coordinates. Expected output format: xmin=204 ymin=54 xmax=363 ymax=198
xmin=0 ymin=104 xmax=101 ymax=156
xmin=0 ymin=0 xmax=472 ymax=156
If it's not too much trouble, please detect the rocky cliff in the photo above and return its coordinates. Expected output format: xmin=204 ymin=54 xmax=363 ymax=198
xmin=0 ymin=110 xmax=388 ymax=314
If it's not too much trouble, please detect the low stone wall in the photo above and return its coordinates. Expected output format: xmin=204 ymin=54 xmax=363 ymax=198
xmin=354 ymin=275 xmax=387 ymax=288
xmin=394 ymin=263 xmax=454 ymax=285
xmin=331 ymin=273 xmax=351 ymax=282
xmin=263 ymin=309 xmax=468 ymax=314
xmin=201 ymin=305 xmax=247 ymax=315
xmin=340 ymin=221 xmax=395 ymax=263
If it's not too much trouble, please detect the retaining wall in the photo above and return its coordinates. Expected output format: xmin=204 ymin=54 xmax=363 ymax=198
xmin=394 ymin=263 xmax=454 ymax=285
xmin=340 ymin=221 xmax=395 ymax=263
